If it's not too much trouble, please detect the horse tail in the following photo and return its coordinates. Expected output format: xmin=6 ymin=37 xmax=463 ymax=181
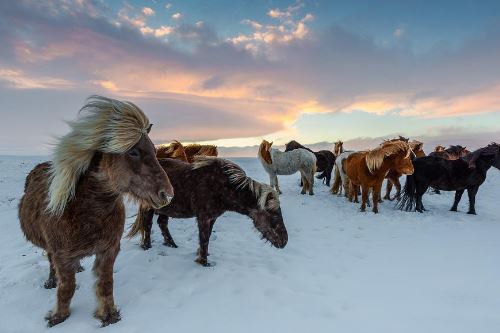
xmin=331 ymin=163 xmax=341 ymax=194
xmin=397 ymin=174 xmax=416 ymax=211
xmin=126 ymin=204 xmax=151 ymax=241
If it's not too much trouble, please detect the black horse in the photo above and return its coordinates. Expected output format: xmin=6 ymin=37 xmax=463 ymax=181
xmin=398 ymin=143 xmax=500 ymax=214
xmin=284 ymin=140 xmax=336 ymax=186
xmin=127 ymin=157 xmax=288 ymax=266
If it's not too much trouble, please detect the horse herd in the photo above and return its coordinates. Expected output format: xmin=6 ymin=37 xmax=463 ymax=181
xmin=17 ymin=96 xmax=500 ymax=327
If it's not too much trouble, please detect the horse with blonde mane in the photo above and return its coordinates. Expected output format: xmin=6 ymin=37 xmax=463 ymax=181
xmin=331 ymin=141 xmax=354 ymax=196
xmin=156 ymin=140 xmax=188 ymax=162
xmin=184 ymin=144 xmax=218 ymax=163
xmin=383 ymin=139 xmax=425 ymax=200
xmin=258 ymin=140 xmax=316 ymax=195
xmin=18 ymin=96 xmax=174 ymax=327
xmin=344 ymin=141 xmax=414 ymax=213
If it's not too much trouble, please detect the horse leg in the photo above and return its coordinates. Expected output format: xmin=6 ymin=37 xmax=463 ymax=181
xmin=195 ymin=217 xmax=216 ymax=267
xmin=141 ymin=208 xmax=155 ymax=250
xmin=93 ymin=247 xmax=121 ymax=327
xmin=393 ymin=177 xmax=402 ymax=201
xmin=360 ymin=186 xmax=368 ymax=212
xmin=450 ymin=189 xmax=464 ymax=212
xmin=157 ymin=214 xmax=178 ymax=248
xmin=373 ymin=184 xmax=383 ymax=214
xmin=300 ymin=171 xmax=307 ymax=195
xmin=308 ymin=168 xmax=315 ymax=195
xmin=45 ymin=257 xmax=77 ymax=327
xmin=383 ymin=179 xmax=393 ymax=201
xmin=271 ymin=174 xmax=282 ymax=194
xmin=415 ymin=183 xmax=428 ymax=213
xmin=325 ymin=163 xmax=333 ymax=187
xmin=466 ymin=186 xmax=479 ymax=215
xmin=44 ymin=253 xmax=57 ymax=289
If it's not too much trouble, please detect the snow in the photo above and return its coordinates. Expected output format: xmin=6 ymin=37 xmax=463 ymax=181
xmin=1 ymin=155 xmax=500 ymax=333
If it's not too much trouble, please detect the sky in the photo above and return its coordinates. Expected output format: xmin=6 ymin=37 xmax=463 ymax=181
xmin=1 ymin=0 xmax=500 ymax=155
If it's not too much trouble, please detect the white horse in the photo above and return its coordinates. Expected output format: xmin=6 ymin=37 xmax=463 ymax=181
xmin=258 ymin=140 xmax=316 ymax=195
xmin=331 ymin=150 xmax=356 ymax=196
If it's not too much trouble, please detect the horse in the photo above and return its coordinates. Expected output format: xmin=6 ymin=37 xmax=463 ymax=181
xmin=428 ymin=145 xmax=470 ymax=194
xmin=156 ymin=140 xmax=188 ymax=162
xmin=127 ymin=157 xmax=288 ymax=267
xmin=331 ymin=150 xmax=355 ymax=196
xmin=333 ymin=140 xmax=344 ymax=157
xmin=284 ymin=140 xmax=335 ymax=186
xmin=429 ymin=145 xmax=469 ymax=160
xmin=397 ymin=143 xmax=500 ymax=215
xmin=184 ymin=144 xmax=218 ymax=163
xmin=344 ymin=141 xmax=413 ymax=213
xmin=383 ymin=139 xmax=425 ymax=201
xmin=258 ymin=140 xmax=316 ymax=195
xmin=18 ymin=96 xmax=174 ymax=327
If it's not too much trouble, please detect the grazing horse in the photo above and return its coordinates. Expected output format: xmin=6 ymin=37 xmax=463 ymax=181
xmin=284 ymin=140 xmax=336 ymax=186
xmin=127 ymin=157 xmax=288 ymax=266
xmin=259 ymin=140 xmax=316 ymax=195
xmin=18 ymin=96 xmax=174 ymax=327
xmin=331 ymin=150 xmax=355 ymax=196
xmin=184 ymin=144 xmax=218 ymax=163
xmin=398 ymin=143 xmax=500 ymax=215
xmin=383 ymin=139 xmax=425 ymax=200
xmin=156 ymin=140 xmax=188 ymax=162
xmin=344 ymin=141 xmax=414 ymax=213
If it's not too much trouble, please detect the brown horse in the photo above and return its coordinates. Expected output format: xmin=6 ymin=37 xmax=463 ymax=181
xmin=184 ymin=144 xmax=218 ymax=163
xmin=156 ymin=140 xmax=188 ymax=162
xmin=128 ymin=157 xmax=287 ymax=267
xmin=429 ymin=145 xmax=469 ymax=160
xmin=384 ymin=140 xmax=426 ymax=200
xmin=345 ymin=141 xmax=413 ymax=213
xmin=333 ymin=140 xmax=344 ymax=157
xmin=18 ymin=96 xmax=174 ymax=327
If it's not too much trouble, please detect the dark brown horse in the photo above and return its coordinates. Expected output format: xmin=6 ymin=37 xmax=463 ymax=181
xmin=156 ymin=140 xmax=188 ymax=162
xmin=428 ymin=145 xmax=470 ymax=194
xmin=384 ymin=139 xmax=426 ymax=200
xmin=184 ymin=144 xmax=218 ymax=163
xmin=128 ymin=157 xmax=288 ymax=267
xmin=284 ymin=140 xmax=336 ymax=186
xmin=18 ymin=96 xmax=174 ymax=327
xmin=345 ymin=141 xmax=414 ymax=213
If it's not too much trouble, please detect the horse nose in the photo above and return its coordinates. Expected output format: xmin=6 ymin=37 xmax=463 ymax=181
xmin=158 ymin=189 xmax=173 ymax=204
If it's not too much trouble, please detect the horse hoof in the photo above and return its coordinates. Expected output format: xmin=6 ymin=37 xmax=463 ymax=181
xmin=467 ymin=211 xmax=477 ymax=215
xmin=300 ymin=190 xmax=306 ymax=195
xmin=140 ymin=242 xmax=152 ymax=250
xmin=163 ymin=241 xmax=178 ymax=248
xmin=450 ymin=207 xmax=457 ymax=212
xmin=373 ymin=208 xmax=379 ymax=214
xmin=43 ymin=278 xmax=57 ymax=289
xmin=195 ymin=258 xmax=212 ymax=267
xmin=45 ymin=311 xmax=70 ymax=327
xmin=309 ymin=192 xmax=314 ymax=196
xmin=95 ymin=308 xmax=121 ymax=327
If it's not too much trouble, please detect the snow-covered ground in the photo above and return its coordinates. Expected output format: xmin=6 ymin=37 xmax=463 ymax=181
xmin=1 ymin=155 xmax=499 ymax=333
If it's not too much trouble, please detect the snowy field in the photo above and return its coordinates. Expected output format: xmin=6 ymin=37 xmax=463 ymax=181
xmin=1 ymin=155 xmax=500 ymax=333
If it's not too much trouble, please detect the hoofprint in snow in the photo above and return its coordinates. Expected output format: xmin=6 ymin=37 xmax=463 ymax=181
xmin=1 ymin=155 xmax=499 ymax=333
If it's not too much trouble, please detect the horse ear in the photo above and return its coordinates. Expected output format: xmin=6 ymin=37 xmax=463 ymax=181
xmin=269 ymin=141 xmax=273 ymax=147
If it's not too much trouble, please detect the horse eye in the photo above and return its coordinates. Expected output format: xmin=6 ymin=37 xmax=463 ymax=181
xmin=128 ymin=148 xmax=140 ymax=158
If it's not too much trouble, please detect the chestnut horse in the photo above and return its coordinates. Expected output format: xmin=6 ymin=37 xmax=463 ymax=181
xmin=383 ymin=140 xmax=425 ymax=200
xmin=258 ymin=140 xmax=316 ymax=195
xmin=184 ymin=144 xmax=218 ymax=163
xmin=345 ymin=141 xmax=414 ymax=213
xmin=128 ymin=157 xmax=288 ymax=266
xmin=284 ymin=140 xmax=335 ymax=186
xmin=156 ymin=141 xmax=188 ymax=162
xmin=18 ymin=96 xmax=174 ymax=327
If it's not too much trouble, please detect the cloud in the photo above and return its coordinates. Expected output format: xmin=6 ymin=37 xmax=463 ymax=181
xmin=171 ymin=12 xmax=182 ymax=20
xmin=0 ymin=68 xmax=73 ymax=89
xmin=165 ymin=3 xmax=172 ymax=10
xmin=393 ymin=27 xmax=405 ymax=38
xmin=142 ymin=7 xmax=155 ymax=16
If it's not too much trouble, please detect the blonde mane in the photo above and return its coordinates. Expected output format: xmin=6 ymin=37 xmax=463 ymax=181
xmin=365 ymin=141 xmax=412 ymax=173
xmin=47 ymin=95 xmax=151 ymax=215
xmin=192 ymin=157 xmax=280 ymax=211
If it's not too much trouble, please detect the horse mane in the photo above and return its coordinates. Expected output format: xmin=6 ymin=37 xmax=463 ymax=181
xmin=192 ymin=157 xmax=279 ymax=210
xmin=258 ymin=141 xmax=272 ymax=164
xmin=464 ymin=143 xmax=499 ymax=168
xmin=410 ymin=140 xmax=423 ymax=151
xmin=445 ymin=145 xmax=465 ymax=155
xmin=48 ymin=95 xmax=150 ymax=215
xmin=366 ymin=141 xmax=411 ymax=173
xmin=156 ymin=141 xmax=188 ymax=161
